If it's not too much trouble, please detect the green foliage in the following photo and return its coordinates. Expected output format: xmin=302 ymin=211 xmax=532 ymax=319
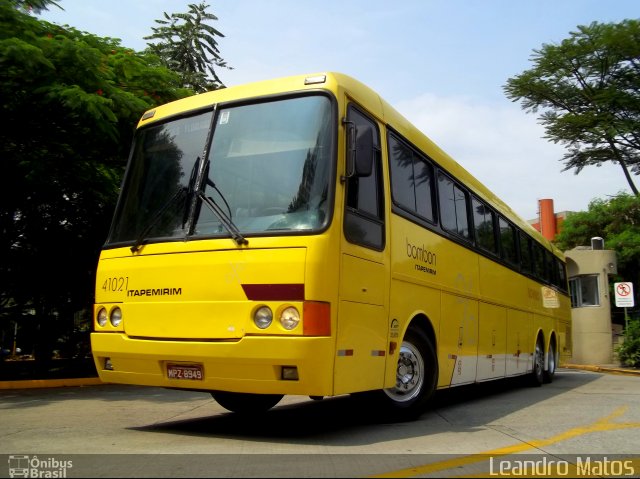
xmin=616 ymin=318 xmax=640 ymax=367
xmin=8 ymin=0 xmax=61 ymax=14
xmin=144 ymin=2 xmax=231 ymax=92
xmin=556 ymin=193 xmax=640 ymax=270
xmin=555 ymin=193 xmax=640 ymax=321
xmin=0 ymin=3 xmax=192 ymax=360
xmin=504 ymin=20 xmax=640 ymax=194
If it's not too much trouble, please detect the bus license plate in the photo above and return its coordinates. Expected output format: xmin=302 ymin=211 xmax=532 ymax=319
xmin=166 ymin=363 xmax=204 ymax=381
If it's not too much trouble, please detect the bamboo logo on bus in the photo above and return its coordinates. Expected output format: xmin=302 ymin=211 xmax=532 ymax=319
xmin=406 ymin=238 xmax=437 ymax=275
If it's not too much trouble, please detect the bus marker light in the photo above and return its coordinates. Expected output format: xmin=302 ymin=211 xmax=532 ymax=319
xmin=281 ymin=366 xmax=299 ymax=380
xmin=304 ymin=75 xmax=326 ymax=85
xmin=302 ymin=301 xmax=330 ymax=336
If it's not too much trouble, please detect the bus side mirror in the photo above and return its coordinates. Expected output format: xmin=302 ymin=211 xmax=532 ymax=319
xmin=345 ymin=120 xmax=374 ymax=178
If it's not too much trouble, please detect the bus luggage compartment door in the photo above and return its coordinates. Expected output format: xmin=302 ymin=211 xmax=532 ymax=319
xmin=334 ymin=253 xmax=387 ymax=395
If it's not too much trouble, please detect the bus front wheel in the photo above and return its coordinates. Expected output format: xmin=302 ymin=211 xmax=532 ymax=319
xmin=378 ymin=328 xmax=438 ymax=418
xmin=211 ymin=391 xmax=283 ymax=414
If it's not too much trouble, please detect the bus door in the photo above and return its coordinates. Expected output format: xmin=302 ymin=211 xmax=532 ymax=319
xmin=335 ymin=103 xmax=388 ymax=395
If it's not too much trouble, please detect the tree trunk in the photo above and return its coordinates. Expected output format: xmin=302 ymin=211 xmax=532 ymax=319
xmin=618 ymin=158 xmax=639 ymax=196
xmin=609 ymin=141 xmax=639 ymax=196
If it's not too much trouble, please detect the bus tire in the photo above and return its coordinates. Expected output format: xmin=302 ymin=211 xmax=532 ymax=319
xmin=543 ymin=339 xmax=557 ymax=384
xmin=377 ymin=327 xmax=438 ymax=418
xmin=211 ymin=391 xmax=283 ymax=414
xmin=530 ymin=338 xmax=544 ymax=387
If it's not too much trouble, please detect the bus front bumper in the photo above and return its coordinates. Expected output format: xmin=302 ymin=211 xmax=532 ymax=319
xmin=91 ymin=332 xmax=335 ymax=396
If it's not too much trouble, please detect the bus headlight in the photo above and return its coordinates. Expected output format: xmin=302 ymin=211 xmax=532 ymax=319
xmin=110 ymin=307 xmax=123 ymax=327
xmin=254 ymin=306 xmax=273 ymax=329
xmin=280 ymin=307 xmax=300 ymax=330
xmin=97 ymin=308 xmax=108 ymax=327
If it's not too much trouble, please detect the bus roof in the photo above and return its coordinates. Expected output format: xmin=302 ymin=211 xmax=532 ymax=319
xmin=137 ymin=72 xmax=563 ymax=259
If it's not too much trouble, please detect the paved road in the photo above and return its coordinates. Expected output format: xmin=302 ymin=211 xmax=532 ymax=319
xmin=2 ymin=369 xmax=639 ymax=477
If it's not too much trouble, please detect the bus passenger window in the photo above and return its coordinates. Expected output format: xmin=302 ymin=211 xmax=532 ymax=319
xmin=533 ymin=243 xmax=546 ymax=280
xmin=438 ymin=172 xmax=470 ymax=239
xmin=557 ymin=258 xmax=568 ymax=290
xmin=519 ymin=232 xmax=532 ymax=273
xmin=472 ymin=197 xmax=496 ymax=253
xmin=498 ymin=217 xmax=518 ymax=265
xmin=389 ymin=133 xmax=435 ymax=222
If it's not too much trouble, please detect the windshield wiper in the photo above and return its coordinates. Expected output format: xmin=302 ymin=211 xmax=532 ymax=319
xmin=130 ymin=186 xmax=187 ymax=253
xmin=199 ymin=177 xmax=248 ymax=246
xmin=130 ymin=157 xmax=204 ymax=253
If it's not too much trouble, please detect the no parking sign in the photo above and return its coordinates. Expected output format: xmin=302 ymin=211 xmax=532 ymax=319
xmin=614 ymin=282 xmax=635 ymax=308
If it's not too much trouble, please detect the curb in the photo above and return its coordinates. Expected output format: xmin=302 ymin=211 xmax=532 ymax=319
xmin=562 ymin=364 xmax=640 ymax=376
xmin=0 ymin=377 xmax=103 ymax=390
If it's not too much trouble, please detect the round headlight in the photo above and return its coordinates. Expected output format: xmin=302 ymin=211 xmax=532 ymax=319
xmin=110 ymin=307 xmax=123 ymax=327
xmin=96 ymin=308 xmax=108 ymax=327
xmin=280 ymin=307 xmax=300 ymax=330
xmin=254 ymin=306 xmax=273 ymax=329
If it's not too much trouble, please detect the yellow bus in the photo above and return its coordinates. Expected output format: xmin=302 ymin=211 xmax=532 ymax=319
xmin=91 ymin=72 xmax=571 ymax=416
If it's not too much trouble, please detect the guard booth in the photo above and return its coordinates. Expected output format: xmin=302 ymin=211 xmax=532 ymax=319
xmin=565 ymin=237 xmax=618 ymax=364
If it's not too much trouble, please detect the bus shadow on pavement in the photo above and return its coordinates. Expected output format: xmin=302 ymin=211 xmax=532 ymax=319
xmin=129 ymin=369 xmax=599 ymax=446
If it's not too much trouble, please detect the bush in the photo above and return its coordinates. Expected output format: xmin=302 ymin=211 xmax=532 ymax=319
xmin=616 ymin=319 xmax=640 ymax=367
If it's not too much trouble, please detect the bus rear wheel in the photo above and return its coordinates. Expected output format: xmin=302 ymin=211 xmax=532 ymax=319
xmin=543 ymin=339 xmax=557 ymax=384
xmin=530 ymin=339 xmax=545 ymax=387
xmin=379 ymin=328 xmax=438 ymax=418
xmin=211 ymin=391 xmax=283 ymax=414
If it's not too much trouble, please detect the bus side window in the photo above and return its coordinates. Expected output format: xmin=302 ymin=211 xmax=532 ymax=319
xmin=344 ymin=105 xmax=384 ymax=250
xmin=533 ymin=243 xmax=546 ymax=281
xmin=557 ymin=257 xmax=568 ymax=291
xmin=519 ymin=232 xmax=532 ymax=273
xmin=471 ymin=196 xmax=497 ymax=253
xmin=498 ymin=216 xmax=518 ymax=265
xmin=438 ymin=171 xmax=471 ymax=240
xmin=388 ymin=132 xmax=435 ymax=223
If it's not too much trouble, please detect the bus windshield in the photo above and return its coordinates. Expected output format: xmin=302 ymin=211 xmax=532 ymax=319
xmin=108 ymin=94 xmax=334 ymax=245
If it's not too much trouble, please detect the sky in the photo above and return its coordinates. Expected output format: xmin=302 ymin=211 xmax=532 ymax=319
xmin=39 ymin=0 xmax=639 ymax=221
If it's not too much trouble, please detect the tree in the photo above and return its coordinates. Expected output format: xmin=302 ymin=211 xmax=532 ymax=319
xmin=144 ymin=2 xmax=231 ymax=92
xmin=0 ymin=2 xmax=192 ymax=369
xmin=504 ymin=20 xmax=640 ymax=195
xmin=555 ymin=193 xmax=640 ymax=288
xmin=616 ymin=317 xmax=640 ymax=367
xmin=10 ymin=0 xmax=61 ymax=14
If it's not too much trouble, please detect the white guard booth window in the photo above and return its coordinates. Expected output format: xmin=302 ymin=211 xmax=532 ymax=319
xmin=569 ymin=275 xmax=600 ymax=308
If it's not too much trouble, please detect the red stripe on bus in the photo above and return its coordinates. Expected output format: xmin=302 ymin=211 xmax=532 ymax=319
xmin=241 ymin=283 xmax=305 ymax=301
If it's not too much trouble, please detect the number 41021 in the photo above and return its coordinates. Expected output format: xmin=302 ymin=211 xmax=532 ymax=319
xmin=102 ymin=276 xmax=129 ymax=292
